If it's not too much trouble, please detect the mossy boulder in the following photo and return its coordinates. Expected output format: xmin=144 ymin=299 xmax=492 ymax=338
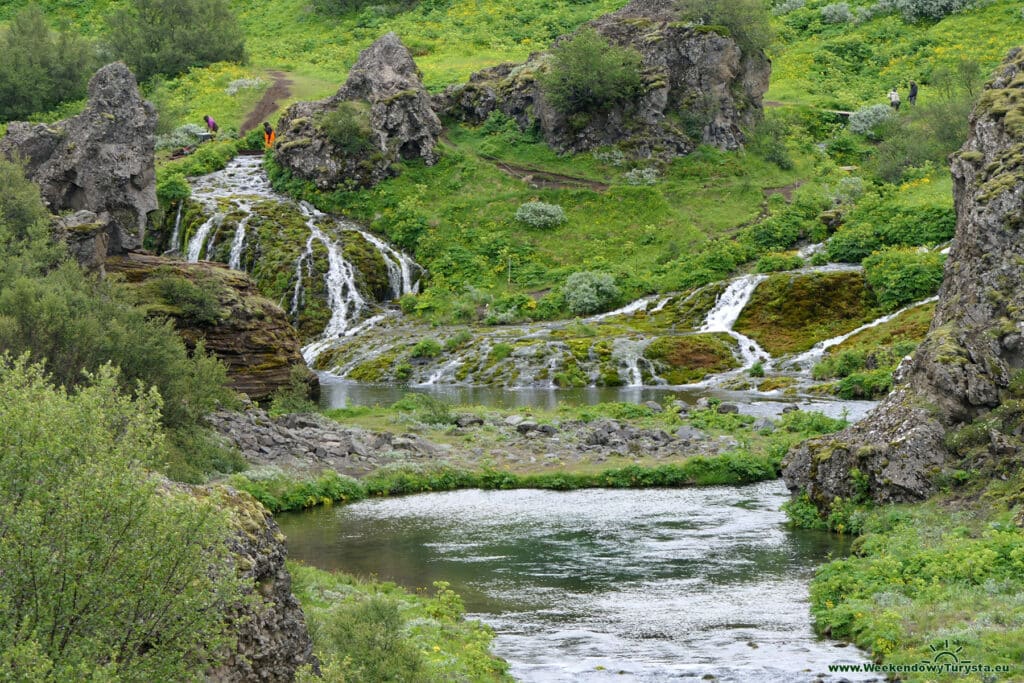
xmin=646 ymin=333 xmax=739 ymax=384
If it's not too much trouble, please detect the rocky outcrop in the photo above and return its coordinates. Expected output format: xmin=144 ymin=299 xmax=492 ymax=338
xmin=783 ymin=48 xmax=1024 ymax=509
xmin=199 ymin=485 xmax=316 ymax=682
xmin=52 ymin=210 xmax=113 ymax=275
xmin=435 ymin=0 xmax=770 ymax=156
xmin=208 ymin=406 xmax=741 ymax=478
xmin=0 ymin=62 xmax=157 ymax=254
xmin=107 ymin=253 xmax=316 ymax=402
xmin=275 ymin=33 xmax=441 ymax=189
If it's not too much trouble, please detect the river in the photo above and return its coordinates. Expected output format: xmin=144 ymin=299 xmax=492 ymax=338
xmin=279 ymin=481 xmax=879 ymax=682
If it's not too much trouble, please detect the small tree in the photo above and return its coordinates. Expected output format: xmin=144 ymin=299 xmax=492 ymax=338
xmin=675 ymin=0 xmax=774 ymax=55
xmin=0 ymin=5 xmax=98 ymax=120
xmin=106 ymin=0 xmax=246 ymax=81
xmin=0 ymin=358 xmax=244 ymax=680
xmin=538 ymin=29 xmax=643 ymax=116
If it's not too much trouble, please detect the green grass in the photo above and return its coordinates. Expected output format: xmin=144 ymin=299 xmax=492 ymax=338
xmin=289 ymin=562 xmax=511 ymax=682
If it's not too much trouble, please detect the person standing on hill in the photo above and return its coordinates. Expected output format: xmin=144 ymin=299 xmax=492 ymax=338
xmin=888 ymin=88 xmax=901 ymax=111
xmin=263 ymin=122 xmax=276 ymax=148
xmin=908 ymin=81 xmax=918 ymax=106
xmin=204 ymin=114 xmax=219 ymax=135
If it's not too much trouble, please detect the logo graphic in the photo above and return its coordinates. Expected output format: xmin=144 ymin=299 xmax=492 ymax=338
xmin=923 ymin=640 xmax=971 ymax=666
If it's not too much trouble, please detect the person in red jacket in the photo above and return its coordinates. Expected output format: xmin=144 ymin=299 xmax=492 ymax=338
xmin=263 ymin=121 xmax=276 ymax=148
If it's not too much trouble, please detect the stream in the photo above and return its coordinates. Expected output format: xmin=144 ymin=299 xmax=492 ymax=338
xmin=279 ymin=481 xmax=878 ymax=681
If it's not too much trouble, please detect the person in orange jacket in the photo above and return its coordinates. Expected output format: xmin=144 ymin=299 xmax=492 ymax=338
xmin=263 ymin=121 xmax=276 ymax=148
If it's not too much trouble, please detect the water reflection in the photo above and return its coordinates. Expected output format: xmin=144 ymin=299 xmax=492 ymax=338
xmin=280 ymin=481 xmax=878 ymax=681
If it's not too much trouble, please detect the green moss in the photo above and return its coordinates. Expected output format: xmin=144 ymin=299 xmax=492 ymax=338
xmin=645 ymin=332 xmax=739 ymax=384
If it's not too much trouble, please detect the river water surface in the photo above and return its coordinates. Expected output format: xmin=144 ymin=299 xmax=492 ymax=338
xmin=279 ymin=481 xmax=877 ymax=681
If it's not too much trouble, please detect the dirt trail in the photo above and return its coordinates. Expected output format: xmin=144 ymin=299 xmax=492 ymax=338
xmin=240 ymin=71 xmax=293 ymax=133
xmin=491 ymin=159 xmax=609 ymax=192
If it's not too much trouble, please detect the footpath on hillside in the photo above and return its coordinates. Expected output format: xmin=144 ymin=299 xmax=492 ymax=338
xmin=241 ymin=70 xmax=293 ymax=133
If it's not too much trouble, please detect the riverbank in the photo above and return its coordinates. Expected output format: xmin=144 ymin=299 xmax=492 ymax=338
xmin=221 ymin=398 xmax=848 ymax=513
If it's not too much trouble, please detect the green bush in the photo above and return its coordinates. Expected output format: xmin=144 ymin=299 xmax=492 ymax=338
xmin=444 ymin=329 xmax=473 ymax=351
xmin=848 ymin=104 xmax=896 ymax=139
xmin=319 ymin=101 xmax=374 ymax=154
xmin=106 ymin=0 xmax=246 ymax=82
xmin=156 ymin=171 xmax=192 ymax=207
xmin=827 ymin=222 xmax=883 ymax=263
xmin=675 ymin=0 xmax=774 ymax=54
xmin=391 ymin=392 xmax=454 ymax=425
xmin=515 ymin=201 xmax=567 ymax=229
xmin=0 ymin=5 xmax=98 ymax=121
xmin=747 ymin=117 xmax=794 ymax=170
xmin=537 ymin=28 xmax=643 ymax=116
xmin=410 ymin=338 xmax=442 ymax=358
xmin=863 ymin=248 xmax=945 ymax=311
xmin=152 ymin=271 xmax=223 ymax=325
xmin=0 ymin=358 xmax=243 ymax=680
xmin=756 ymin=252 xmax=804 ymax=272
xmin=563 ymin=271 xmax=620 ymax=315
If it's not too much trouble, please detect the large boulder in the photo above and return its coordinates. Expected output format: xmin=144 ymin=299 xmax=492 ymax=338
xmin=783 ymin=48 xmax=1024 ymax=509
xmin=0 ymin=62 xmax=157 ymax=254
xmin=106 ymin=253 xmax=316 ymax=403
xmin=435 ymin=0 xmax=770 ymax=156
xmin=275 ymin=33 xmax=442 ymax=189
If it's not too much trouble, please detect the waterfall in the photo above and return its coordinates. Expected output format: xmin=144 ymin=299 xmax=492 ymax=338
xmin=185 ymin=156 xmax=422 ymax=359
xmin=783 ymin=297 xmax=938 ymax=374
xmin=700 ymin=275 xmax=769 ymax=369
xmin=166 ymin=202 xmax=183 ymax=254
xmin=612 ymin=338 xmax=653 ymax=387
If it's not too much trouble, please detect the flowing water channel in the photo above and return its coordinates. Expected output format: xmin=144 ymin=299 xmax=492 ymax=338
xmin=279 ymin=481 xmax=878 ymax=682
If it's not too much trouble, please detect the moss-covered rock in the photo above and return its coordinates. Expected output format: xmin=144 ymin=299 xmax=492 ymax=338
xmin=645 ymin=333 xmax=739 ymax=384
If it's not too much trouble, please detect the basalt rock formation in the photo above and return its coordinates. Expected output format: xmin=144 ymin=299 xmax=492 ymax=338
xmin=0 ymin=62 xmax=157 ymax=254
xmin=193 ymin=484 xmax=316 ymax=682
xmin=435 ymin=0 xmax=770 ymax=156
xmin=275 ymin=33 xmax=442 ymax=189
xmin=107 ymin=253 xmax=316 ymax=402
xmin=783 ymin=48 xmax=1024 ymax=509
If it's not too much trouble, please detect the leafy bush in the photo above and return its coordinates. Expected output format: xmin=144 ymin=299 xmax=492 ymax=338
xmin=155 ymin=123 xmax=209 ymax=151
xmin=747 ymin=117 xmax=794 ymax=170
xmin=563 ymin=271 xmax=620 ymax=315
xmin=821 ymin=2 xmax=854 ymax=23
xmin=772 ymin=0 xmax=806 ymax=15
xmin=0 ymin=5 xmax=98 ymax=121
xmin=537 ymin=28 xmax=643 ymax=116
xmin=756 ymin=252 xmax=804 ymax=272
xmin=0 ymin=358 xmax=242 ymax=680
xmin=151 ymin=271 xmax=222 ymax=325
xmin=624 ymin=168 xmax=659 ymax=186
xmin=156 ymin=171 xmax=192 ymax=207
xmin=886 ymin=0 xmax=975 ymax=22
xmin=391 ymin=392 xmax=454 ymax=425
xmin=827 ymin=223 xmax=882 ymax=262
xmin=444 ymin=329 xmax=473 ymax=351
xmin=863 ymin=248 xmax=945 ymax=311
xmin=319 ymin=101 xmax=374 ymax=154
xmin=106 ymin=0 xmax=247 ymax=82
xmin=410 ymin=338 xmax=442 ymax=358
xmin=676 ymin=0 xmax=775 ymax=54
xmin=848 ymin=104 xmax=896 ymax=139
xmin=269 ymin=365 xmax=318 ymax=415
xmin=515 ymin=201 xmax=567 ymax=229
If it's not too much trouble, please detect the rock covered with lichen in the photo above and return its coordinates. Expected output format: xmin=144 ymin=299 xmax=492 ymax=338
xmin=0 ymin=62 xmax=157 ymax=254
xmin=783 ymin=47 xmax=1024 ymax=509
xmin=434 ymin=0 xmax=770 ymax=156
xmin=275 ymin=33 xmax=441 ymax=189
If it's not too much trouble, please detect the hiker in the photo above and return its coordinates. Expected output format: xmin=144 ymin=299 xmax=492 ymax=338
xmin=263 ymin=121 xmax=276 ymax=148
xmin=888 ymin=89 xmax=901 ymax=111
xmin=204 ymin=114 xmax=219 ymax=135
xmin=908 ymin=81 xmax=918 ymax=106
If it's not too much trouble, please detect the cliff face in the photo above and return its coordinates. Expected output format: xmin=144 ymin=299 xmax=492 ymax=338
xmin=107 ymin=253 xmax=315 ymax=402
xmin=435 ymin=0 xmax=770 ymax=156
xmin=275 ymin=33 xmax=442 ymax=190
xmin=783 ymin=48 xmax=1024 ymax=509
xmin=0 ymin=63 xmax=157 ymax=254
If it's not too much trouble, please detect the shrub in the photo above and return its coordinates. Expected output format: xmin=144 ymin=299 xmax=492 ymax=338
xmin=410 ymin=338 xmax=442 ymax=358
xmin=821 ymin=2 xmax=854 ymax=23
xmin=747 ymin=117 xmax=794 ymax=170
xmin=888 ymin=0 xmax=974 ymax=22
xmin=444 ymin=329 xmax=473 ymax=351
xmin=848 ymin=104 xmax=896 ymax=139
xmin=151 ymin=271 xmax=222 ymax=325
xmin=269 ymin=365 xmax=318 ymax=415
xmin=624 ymin=168 xmax=659 ymax=186
xmin=0 ymin=358 xmax=242 ymax=680
xmin=756 ymin=252 xmax=804 ymax=272
xmin=676 ymin=0 xmax=774 ymax=54
xmin=537 ymin=28 xmax=643 ymax=116
xmin=319 ymin=101 xmax=374 ymax=155
xmin=106 ymin=0 xmax=246 ymax=82
xmin=155 ymin=123 xmax=208 ymax=151
xmin=515 ymin=201 xmax=567 ymax=229
xmin=563 ymin=271 xmax=620 ymax=315
xmin=0 ymin=5 xmax=98 ymax=121
xmin=773 ymin=0 xmax=806 ymax=15
xmin=827 ymin=223 xmax=882 ymax=262
xmin=863 ymin=248 xmax=945 ymax=311
xmin=156 ymin=171 xmax=192 ymax=208
xmin=391 ymin=392 xmax=453 ymax=425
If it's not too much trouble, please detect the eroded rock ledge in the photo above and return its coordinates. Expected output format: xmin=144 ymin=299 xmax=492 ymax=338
xmin=783 ymin=48 xmax=1024 ymax=509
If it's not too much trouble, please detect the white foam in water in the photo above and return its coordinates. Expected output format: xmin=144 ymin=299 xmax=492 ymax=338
xmin=700 ymin=275 xmax=770 ymax=369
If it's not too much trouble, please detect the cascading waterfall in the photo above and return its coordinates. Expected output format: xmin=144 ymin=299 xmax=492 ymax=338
xmin=700 ymin=275 xmax=770 ymax=369
xmin=184 ymin=156 xmax=421 ymax=361
xmin=166 ymin=203 xmax=183 ymax=254
xmin=612 ymin=338 xmax=661 ymax=387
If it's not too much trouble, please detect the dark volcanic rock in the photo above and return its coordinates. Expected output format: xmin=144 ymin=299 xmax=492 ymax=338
xmin=783 ymin=48 xmax=1024 ymax=509
xmin=106 ymin=253 xmax=314 ymax=402
xmin=275 ymin=33 xmax=441 ymax=189
xmin=0 ymin=62 xmax=157 ymax=254
xmin=202 ymin=486 xmax=316 ymax=682
xmin=434 ymin=0 xmax=770 ymax=156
